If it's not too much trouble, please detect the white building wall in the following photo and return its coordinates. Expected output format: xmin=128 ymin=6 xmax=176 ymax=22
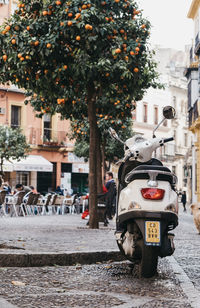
xmin=133 ymin=47 xmax=192 ymax=194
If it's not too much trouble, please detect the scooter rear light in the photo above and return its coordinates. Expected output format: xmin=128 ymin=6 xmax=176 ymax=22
xmin=141 ymin=188 xmax=165 ymax=200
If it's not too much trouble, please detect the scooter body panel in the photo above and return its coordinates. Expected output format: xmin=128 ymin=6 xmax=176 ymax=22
xmin=118 ymin=179 xmax=178 ymax=216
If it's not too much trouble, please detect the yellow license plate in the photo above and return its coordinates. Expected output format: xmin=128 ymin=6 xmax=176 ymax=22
xmin=145 ymin=221 xmax=160 ymax=246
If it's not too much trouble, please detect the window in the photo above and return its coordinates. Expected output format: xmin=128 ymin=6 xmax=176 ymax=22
xmin=184 ymin=133 xmax=188 ymax=147
xmin=173 ymin=96 xmax=177 ymax=110
xmin=11 ymin=0 xmax=18 ymax=14
xmin=181 ymin=100 xmax=185 ymax=113
xmin=172 ymin=166 xmax=176 ymax=175
xmin=143 ymin=103 xmax=147 ymax=123
xmin=43 ymin=114 xmax=52 ymax=142
xmin=16 ymin=172 xmax=29 ymax=186
xmin=154 ymin=106 xmax=158 ymax=125
xmin=11 ymin=105 xmax=21 ymax=129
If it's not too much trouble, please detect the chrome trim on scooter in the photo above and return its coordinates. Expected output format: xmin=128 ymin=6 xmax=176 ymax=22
xmin=125 ymin=170 xmax=177 ymax=185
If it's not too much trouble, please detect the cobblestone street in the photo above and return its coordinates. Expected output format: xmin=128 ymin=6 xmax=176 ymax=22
xmin=0 ymin=259 xmax=191 ymax=308
xmin=0 ymin=206 xmax=199 ymax=307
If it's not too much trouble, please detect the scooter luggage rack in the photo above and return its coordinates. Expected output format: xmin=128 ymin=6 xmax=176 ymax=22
xmin=125 ymin=169 xmax=177 ymax=185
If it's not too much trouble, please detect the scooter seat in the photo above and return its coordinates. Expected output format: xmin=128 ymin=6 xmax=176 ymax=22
xmin=133 ymin=165 xmax=171 ymax=173
xmin=126 ymin=165 xmax=175 ymax=185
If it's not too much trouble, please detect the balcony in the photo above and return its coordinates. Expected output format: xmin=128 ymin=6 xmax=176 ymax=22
xmin=188 ymin=100 xmax=200 ymax=128
xmin=22 ymin=127 xmax=73 ymax=148
xmin=188 ymin=107 xmax=193 ymax=127
xmin=157 ymin=144 xmax=187 ymax=162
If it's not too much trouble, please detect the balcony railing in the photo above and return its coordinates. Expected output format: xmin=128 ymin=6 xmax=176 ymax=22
xmin=195 ymin=33 xmax=200 ymax=55
xmin=157 ymin=144 xmax=188 ymax=162
xmin=22 ymin=127 xmax=72 ymax=147
xmin=190 ymin=46 xmax=193 ymax=62
xmin=193 ymin=99 xmax=199 ymax=121
xmin=188 ymin=100 xmax=200 ymax=128
xmin=188 ymin=107 xmax=193 ymax=127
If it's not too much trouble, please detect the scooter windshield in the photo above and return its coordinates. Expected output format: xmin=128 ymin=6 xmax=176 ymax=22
xmin=126 ymin=135 xmax=146 ymax=148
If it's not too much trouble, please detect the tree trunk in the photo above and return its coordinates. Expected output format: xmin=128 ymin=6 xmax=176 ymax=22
xmin=88 ymin=85 xmax=98 ymax=229
xmin=101 ymin=140 xmax=106 ymax=180
xmin=96 ymin=130 xmax=102 ymax=194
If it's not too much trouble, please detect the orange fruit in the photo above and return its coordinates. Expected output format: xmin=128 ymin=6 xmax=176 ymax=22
xmin=44 ymin=69 xmax=48 ymax=74
xmin=115 ymin=48 xmax=121 ymax=54
xmin=5 ymin=25 xmax=10 ymax=31
xmin=25 ymin=55 xmax=30 ymax=60
xmin=68 ymin=12 xmax=73 ymax=17
xmin=76 ymin=36 xmax=81 ymax=41
xmin=56 ymin=1 xmax=61 ymax=5
xmin=85 ymin=24 xmax=93 ymax=30
xmin=130 ymin=51 xmax=134 ymax=55
xmin=27 ymin=26 xmax=30 ymax=31
xmin=46 ymin=43 xmax=51 ymax=48
xmin=67 ymin=21 xmax=72 ymax=26
xmin=134 ymin=67 xmax=139 ymax=73
xmin=105 ymin=73 xmax=109 ymax=77
xmin=63 ymin=65 xmax=68 ymax=70
xmin=20 ymin=57 xmax=24 ymax=61
xmin=141 ymin=24 xmax=146 ymax=29
xmin=120 ymin=29 xmax=124 ymax=34
xmin=11 ymin=39 xmax=16 ymax=44
xmin=2 ymin=55 xmax=7 ymax=61
xmin=82 ymin=4 xmax=87 ymax=9
xmin=42 ymin=10 xmax=48 ymax=16
xmin=135 ymin=47 xmax=140 ymax=52
xmin=101 ymin=1 xmax=106 ymax=5
xmin=34 ymin=40 xmax=39 ymax=46
xmin=18 ymin=53 xmax=22 ymax=58
xmin=15 ymin=78 xmax=19 ymax=82
xmin=115 ymin=0 xmax=120 ymax=2
xmin=75 ymin=13 xmax=81 ymax=19
xmin=60 ymin=22 xmax=64 ymax=26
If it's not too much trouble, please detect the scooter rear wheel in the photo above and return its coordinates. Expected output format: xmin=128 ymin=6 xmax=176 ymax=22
xmin=138 ymin=242 xmax=158 ymax=278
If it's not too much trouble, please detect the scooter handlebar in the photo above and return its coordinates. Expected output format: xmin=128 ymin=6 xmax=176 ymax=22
xmin=163 ymin=137 xmax=174 ymax=143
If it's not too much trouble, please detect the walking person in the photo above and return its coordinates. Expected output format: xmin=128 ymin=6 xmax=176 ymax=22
xmin=181 ymin=191 xmax=187 ymax=212
xmin=104 ymin=172 xmax=117 ymax=226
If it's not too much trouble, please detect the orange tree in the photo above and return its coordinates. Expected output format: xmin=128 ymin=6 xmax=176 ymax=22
xmin=0 ymin=0 xmax=161 ymax=228
xmin=71 ymin=116 xmax=134 ymax=186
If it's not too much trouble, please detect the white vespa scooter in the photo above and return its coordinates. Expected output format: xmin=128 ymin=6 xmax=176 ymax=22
xmin=109 ymin=106 xmax=178 ymax=278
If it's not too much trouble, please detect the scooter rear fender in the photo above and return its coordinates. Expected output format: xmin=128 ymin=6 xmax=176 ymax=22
xmin=117 ymin=210 xmax=178 ymax=237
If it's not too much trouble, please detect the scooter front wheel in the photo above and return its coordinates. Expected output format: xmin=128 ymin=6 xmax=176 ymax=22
xmin=138 ymin=242 xmax=158 ymax=278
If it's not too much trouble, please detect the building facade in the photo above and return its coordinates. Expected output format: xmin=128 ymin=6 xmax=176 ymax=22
xmin=0 ymin=0 xmax=89 ymax=194
xmin=185 ymin=0 xmax=200 ymax=203
xmin=133 ymin=47 xmax=193 ymax=201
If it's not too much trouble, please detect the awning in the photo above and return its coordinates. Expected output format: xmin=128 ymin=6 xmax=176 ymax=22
xmin=4 ymin=155 xmax=53 ymax=172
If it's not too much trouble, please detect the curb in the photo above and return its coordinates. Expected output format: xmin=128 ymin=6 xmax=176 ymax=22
xmin=0 ymin=251 xmax=125 ymax=267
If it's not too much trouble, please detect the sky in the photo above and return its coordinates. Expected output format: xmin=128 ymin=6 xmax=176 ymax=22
xmin=138 ymin=0 xmax=193 ymax=51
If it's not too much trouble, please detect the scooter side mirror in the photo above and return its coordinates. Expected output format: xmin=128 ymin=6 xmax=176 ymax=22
xmin=108 ymin=127 xmax=125 ymax=145
xmin=108 ymin=127 xmax=119 ymax=140
xmin=163 ymin=106 xmax=176 ymax=119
